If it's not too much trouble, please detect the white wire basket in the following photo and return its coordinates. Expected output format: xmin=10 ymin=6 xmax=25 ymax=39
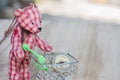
xmin=30 ymin=52 xmax=79 ymax=80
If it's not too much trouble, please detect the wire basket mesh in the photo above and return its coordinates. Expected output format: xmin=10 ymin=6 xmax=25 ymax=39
xmin=30 ymin=52 xmax=79 ymax=80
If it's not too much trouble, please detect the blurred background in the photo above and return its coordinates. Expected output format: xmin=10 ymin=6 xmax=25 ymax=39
xmin=0 ymin=0 xmax=120 ymax=80
xmin=0 ymin=0 xmax=120 ymax=23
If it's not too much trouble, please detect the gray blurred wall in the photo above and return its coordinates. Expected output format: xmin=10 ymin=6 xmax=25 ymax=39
xmin=0 ymin=15 xmax=120 ymax=80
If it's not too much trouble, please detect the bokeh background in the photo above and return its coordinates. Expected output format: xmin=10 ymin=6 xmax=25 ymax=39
xmin=0 ymin=0 xmax=120 ymax=80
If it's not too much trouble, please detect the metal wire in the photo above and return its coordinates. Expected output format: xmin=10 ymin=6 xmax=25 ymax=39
xmin=30 ymin=52 xmax=79 ymax=80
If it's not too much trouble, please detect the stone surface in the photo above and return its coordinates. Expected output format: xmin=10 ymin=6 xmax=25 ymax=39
xmin=0 ymin=15 xmax=120 ymax=80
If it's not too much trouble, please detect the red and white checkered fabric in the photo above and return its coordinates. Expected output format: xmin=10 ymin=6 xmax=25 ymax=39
xmin=14 ymin=3 xmax=42 ymax=34
xmin=9 ymin=3 xmax=52 ymax=80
